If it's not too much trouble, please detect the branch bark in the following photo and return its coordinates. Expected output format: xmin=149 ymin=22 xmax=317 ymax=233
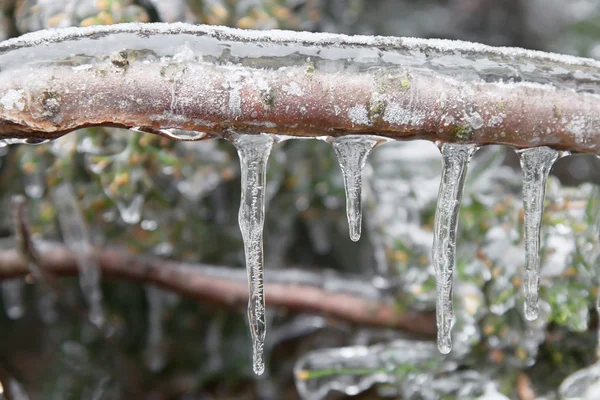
xmin=0 ymin=242 xmax=436 ymax=337
xmin=1 ymin=23 xmax=600 ymax=152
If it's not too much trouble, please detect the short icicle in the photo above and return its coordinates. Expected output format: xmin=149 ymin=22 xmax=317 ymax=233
xmin=51 ymin=182 xmax=105 ymax=327
xmin=432 ymin=143 xmax=478 ymax=354
xmin=230 ymin=132 xmax=274 ymax=376
xmin=517 ymin=146 xmax=559 ymax=321
xmin=331 ymin=136 xmax=384 ymax=242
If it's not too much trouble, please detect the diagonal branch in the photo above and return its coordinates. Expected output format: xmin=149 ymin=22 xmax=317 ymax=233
xmin=0 ymin=23 xmax=600 ymax=152
xmin=0 ymin=242 xmax=436 ymax=337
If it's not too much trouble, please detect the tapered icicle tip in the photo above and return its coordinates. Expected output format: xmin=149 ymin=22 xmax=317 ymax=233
xmin=517 ymin=146 xmax=559 ymax=322
xmin=229 ymin=132 xmax=273 ymax=376
xmin=253 ymin=343 xmax=266 ymax=375
xmin=331 ymin=136 xmax=386 ymax=242
xmin=432 ymin=143 xmax=478 ymax=354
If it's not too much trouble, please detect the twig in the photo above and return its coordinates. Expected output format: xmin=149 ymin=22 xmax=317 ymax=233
xmin=0 ymin=23 xmax=600 ymax=153
xmin=0 ymin=242 xmax=436 ymax=337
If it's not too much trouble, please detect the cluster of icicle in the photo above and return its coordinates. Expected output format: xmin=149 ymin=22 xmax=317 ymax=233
xmin=0 ymin=131 xmax=565 ymax=376
xmin=224 ymin=130 xmax=564 ymax=374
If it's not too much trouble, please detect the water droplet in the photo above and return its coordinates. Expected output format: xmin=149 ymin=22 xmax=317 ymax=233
xmin=116 ymin=194 xmax=144 ymax=225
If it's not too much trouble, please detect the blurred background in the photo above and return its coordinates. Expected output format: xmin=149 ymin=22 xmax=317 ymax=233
xmin=1 ymin=0 xmax=600 ymax=399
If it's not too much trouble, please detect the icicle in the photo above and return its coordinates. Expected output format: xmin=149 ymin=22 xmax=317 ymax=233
xmin=517 ymin=146 xmax=559 ymax=321
xmin=330 ymin=136 xmax=385 ymax=242
xmin=596 ymin=290 xmax=600 ymax=359
xmin=1 ymin=278 xmax=25 ymax=320
xmin=50 ymin=182 xmax=104 ymax=327
xmin=144 ymin=285 xmax=167 ymax=372
xmin=432 ymin=143 xmax=478 ymax=354
xmin=230 ymin=132 xmax=274 ymax=376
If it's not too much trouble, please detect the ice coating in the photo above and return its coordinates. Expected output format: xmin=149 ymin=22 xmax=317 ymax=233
xmin=2 ymin=278 xmax=25 ymax=320
xmin=432 ymin=143 xmax=478 ymax=354
xmin=3 ymin=24 xmax=600 ymax=153
xmin=51 ymin=182 xmax=104 ymax=327
xmin=3 ymin=22 xmax=600 ymax=72
xmin=517 ymin=146 xmax=559 ymax=321
xmin=230 ymin=132 xmax=274 ymax=376
xmin=294 ymin=339 xmax=442 ymax=400
xmin=159 ymin=128 xmax=207 ymax=141
xmin=331 ymin=136 xmax=384 ymax=241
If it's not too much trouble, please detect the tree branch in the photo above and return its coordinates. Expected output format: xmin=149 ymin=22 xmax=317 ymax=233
xmin=0 ymin=242 xmax=436 ymax=337
xmin=1 ymin=23 xmax=600 ymax=152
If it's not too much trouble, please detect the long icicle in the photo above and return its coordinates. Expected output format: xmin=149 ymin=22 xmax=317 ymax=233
xmin=517 ymin=146 xmax=559 ymax=321
xmin=231 ymin=133 xmax=274 ymax=375
xmin=51 ymin=182 xmax=105 ymax=327
xmin=331 ymin=136 xmax=384 ymax=242
xmin=432 ymin=142 xmax=478 ymax=354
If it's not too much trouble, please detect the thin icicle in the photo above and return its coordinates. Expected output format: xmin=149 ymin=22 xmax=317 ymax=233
xmin=517 ymin=146 xmax=559 ymax=321
xmin=432 ymin=143 xmax=478 ymax=354
xmin=596 ymin=290 xmax=600 ymax=359
xmin=1 ymin=278 xmax=25 ymax=320
xmin=145 ymin=285 xmax=167 ymax=372
xmin=50 ymin=182 xmax=104 ymax=327
xmin=230 ymin=132 xmax=274 ymax=376
xmin=331 ymin=136 xmax=385 ymax=242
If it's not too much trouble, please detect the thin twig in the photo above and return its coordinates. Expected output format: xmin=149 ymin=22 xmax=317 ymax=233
xmin=0 ymin=242 xmax=436 ymax=337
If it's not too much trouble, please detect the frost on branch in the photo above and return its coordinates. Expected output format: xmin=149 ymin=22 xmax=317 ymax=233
xmin=1 ymin=23 xmax=600 ymax=153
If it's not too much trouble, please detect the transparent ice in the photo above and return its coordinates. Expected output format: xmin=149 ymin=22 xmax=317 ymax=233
xmin=432 ymin=143 xmax=478 ymax=354
xmin=230 ymin=132 xmax=274 ymax=376
xmin=51 ymin=182 xmax=104 ymax=327
xmin=294 ymin=339 xmax=444 ymax=400
xmin=144 ymin=285 xmax=167 ymax=372
xmin=1 ymin=278 xmax=25 ymax=320
xmin=159 ymin=128 xmax=206 ymax=141
xmin=331 ymin=135 xmax=385 ymax=241
xmin=517 ymin=146 xmax=559 ymax=321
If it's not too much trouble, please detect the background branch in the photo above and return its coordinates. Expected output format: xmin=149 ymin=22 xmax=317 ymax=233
xmin=0 ymin=242 xmax=436 ymax=337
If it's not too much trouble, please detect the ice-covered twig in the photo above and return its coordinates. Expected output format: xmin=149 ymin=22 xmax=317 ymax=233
xmin=1 ymin=23 xmax=600 ymax=153
xmin=0 ymin=242 xmax=436 ymax=336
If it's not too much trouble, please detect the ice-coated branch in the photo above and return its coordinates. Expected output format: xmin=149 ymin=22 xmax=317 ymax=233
xmin=1 ymin=23 xmax=600 ymax=153
xmin=0 ymin=242 xmax=436 ymax=336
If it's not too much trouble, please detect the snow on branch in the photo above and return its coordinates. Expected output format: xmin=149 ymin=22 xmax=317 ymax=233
xmin=1 ymin=23 xmax=600 ymax=152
